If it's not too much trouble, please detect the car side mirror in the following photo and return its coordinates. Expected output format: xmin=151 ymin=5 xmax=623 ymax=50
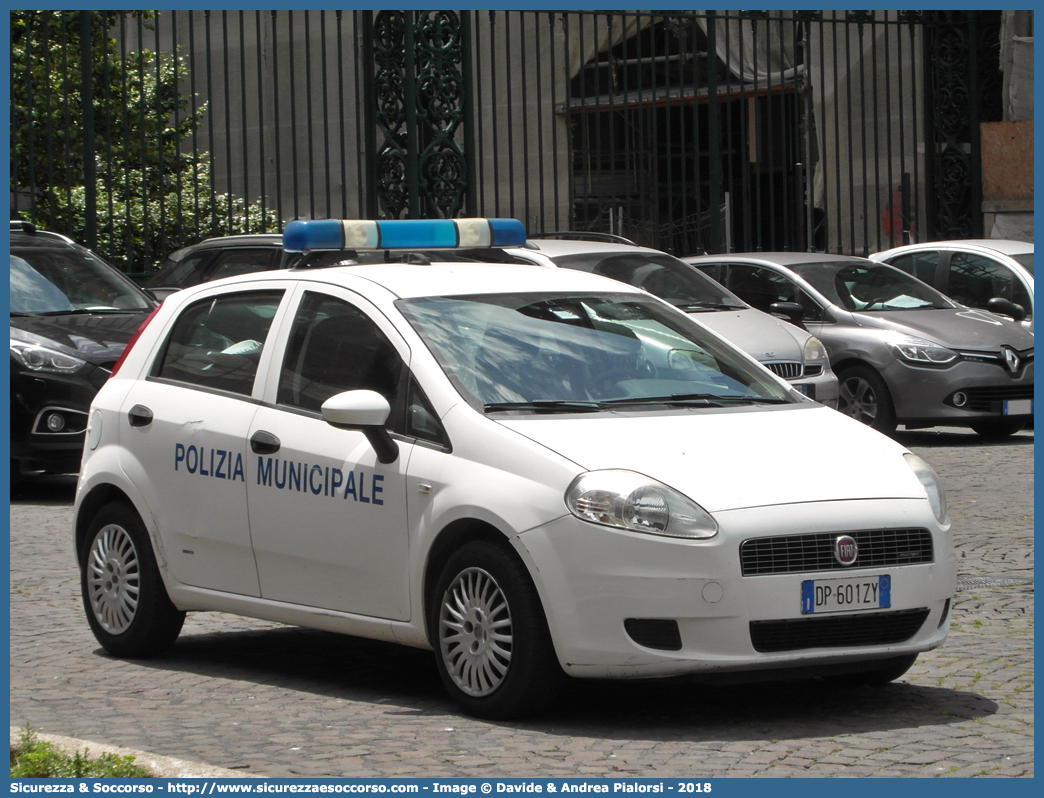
xmin=321 ymin=389 xmax=399 ymax=464
xmin=769 ymin=301 xmax=807 ymax=329
xmin=986 ymin=297 xmax=1027 ymax=322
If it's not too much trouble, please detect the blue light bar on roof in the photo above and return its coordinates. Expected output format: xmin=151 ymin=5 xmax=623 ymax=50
xmin=282 ymin=218 xmax=526 ymax=253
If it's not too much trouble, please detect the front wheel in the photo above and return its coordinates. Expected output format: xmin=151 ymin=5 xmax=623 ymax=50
xmin=80 ymin=502 xmax=185 ymax=658
xmin=970 ymin=419 xmax=1026 ymax=440
xmin=837 ymin=365 xmax=896 ymax=434
xmin=430 ymin=540 xmax=563 ymax=719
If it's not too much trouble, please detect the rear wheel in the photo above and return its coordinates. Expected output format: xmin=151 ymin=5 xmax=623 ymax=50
xmin=837 ymin=366 xmax=896 ymax=434
xmin=80 ymin=502 xmax=184 ymax=658
xmin=430 ymin=540 xmax=563 ymax=719
xmin=969 ymin=419 xmax=1026 ymax=440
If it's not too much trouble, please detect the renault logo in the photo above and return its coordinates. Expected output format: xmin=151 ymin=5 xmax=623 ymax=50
xmin=1002 ymin=347 xmax=1021 ymax=373
xmin=834 ymin=535 xmax=858 ymax=566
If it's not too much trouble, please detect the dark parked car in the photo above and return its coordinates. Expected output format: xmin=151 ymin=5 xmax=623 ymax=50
xmin=146 ymin=233 xmax=469 ymax=299
xmin=144 ymin=234 xmax=286 ymax=300
xmin=10 ymin=221 xmax=156 ymax=483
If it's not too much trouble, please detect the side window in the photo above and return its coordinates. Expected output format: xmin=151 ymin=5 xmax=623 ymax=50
xmin=796 ymin=289 xmax=826 ymax=323
xmin=692 ymin=263 xmax=723 ymax=282
xmin=161 ymin=253 xmax=211 ymax=288
xmin=154 ymin=290 xmax=284 ymax=395
xmin=888 ymin=251 xmax=939 ymax=284
xmin=277 ymin=292 xmax=405 ymax=418
xmin=207 ymin=249 xmax=278 ymax=282
xmin=948 ymin=253 xmax=1016 ymax=310
xmin=1012 ymin=277 xmax=1032 ymax=321
xmin=406 ymin=379 xmax=448 ymax=446
xmin=726 ymin=265 xmax=787 ymax=312
xmin=726 ymin=265 xmax=824 ymax=322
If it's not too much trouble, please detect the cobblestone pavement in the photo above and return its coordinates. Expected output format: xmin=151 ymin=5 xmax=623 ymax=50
xmin=9 ymin=428 xmax=1033 ymax=778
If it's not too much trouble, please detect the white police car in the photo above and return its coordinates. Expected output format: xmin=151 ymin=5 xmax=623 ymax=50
xmin=74 ymin=218 xmax=956 ymax=719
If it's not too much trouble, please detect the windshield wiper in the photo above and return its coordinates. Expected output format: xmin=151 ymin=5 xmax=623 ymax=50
xmin=483 ymin=399 xmax=602 ymax=414
xmin=680 ymin=302 xmax=744 ymax=311
xmin=599 ymin=393 xmax=789 ymax=407
xmin=35 ymin=308 xmax=131 ymax=316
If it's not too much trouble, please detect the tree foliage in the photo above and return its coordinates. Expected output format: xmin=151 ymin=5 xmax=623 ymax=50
xmin=11 ymin=10 xmax=278 ymax=272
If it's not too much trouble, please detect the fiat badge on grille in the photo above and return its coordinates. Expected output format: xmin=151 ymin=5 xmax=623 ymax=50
xmin=834 ymin=535 xmax=858 ymax=566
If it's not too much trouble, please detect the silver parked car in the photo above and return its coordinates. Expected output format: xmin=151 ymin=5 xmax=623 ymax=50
xmin=685 ymin=252 xmax=1034 ymax=439
xmin=457 ymin=239 xmax=839 ymax=408
xmin=870 ymin=239 xmax=1034 ymax=333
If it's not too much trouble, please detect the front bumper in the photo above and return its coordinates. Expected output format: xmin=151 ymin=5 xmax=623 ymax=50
xmin=516 ymin=498 xmax=954 ymax=679
xmin=788 ymin=366 xmax=839 ymax=409
xmin=10 ymin=365 xmax=106 ymax=472
xmin=882 ymin=357 xmax=1033 ymax=427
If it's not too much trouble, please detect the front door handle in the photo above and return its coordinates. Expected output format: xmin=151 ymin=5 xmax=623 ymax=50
xmin=128 ymin=405 xmax=153 ymax=427
xmin=250 ymin=430 xmax=281 ymax=454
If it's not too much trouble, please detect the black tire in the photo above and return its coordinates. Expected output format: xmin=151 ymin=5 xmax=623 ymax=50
xmin=969 ymin=419 xmax=1026 ymax=440
xmin=80 ymin=502 xmax=185 ymax=658
xmin=430 ymin=540 xmax=564 ymax=719
xmin=837 ymin=365 xmax=897 ymax=434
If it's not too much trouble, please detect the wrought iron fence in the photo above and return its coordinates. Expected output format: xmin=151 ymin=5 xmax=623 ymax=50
xmin=10 ymin=9 xmax=1001 ymax=274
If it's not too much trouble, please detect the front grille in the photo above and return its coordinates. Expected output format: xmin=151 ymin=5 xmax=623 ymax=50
xmin=960 ymin=385 xmax=1034 ymax=412
xmin=764 ymin=361 xmax=802 ymax=379
xmin=740 ymin=528 xmax=933 ymax=576
xmin=749 ymin=608 xmax=930 ymax=652
xmin=624 ymin=618 xmax=682 ymax=651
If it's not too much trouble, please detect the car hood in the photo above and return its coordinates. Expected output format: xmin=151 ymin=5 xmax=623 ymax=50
xmin=690 ymin=307 xmax=804 ymax=362
xmin=9 ymin=311 xmax=150 ymax=366
xmin=849 ymin=308 xmax=1034 ymax=350
xmin=496 ymin=405 xmax=924 ymax=513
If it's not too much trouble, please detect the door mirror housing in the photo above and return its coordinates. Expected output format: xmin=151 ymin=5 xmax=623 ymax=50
xmin=986 ymin=297 xmax=1027 ymax=322
xmin=321 ymin=390 xmax=398 ymax=463
xmin=769 ymin=301 xmax=807 ymax=329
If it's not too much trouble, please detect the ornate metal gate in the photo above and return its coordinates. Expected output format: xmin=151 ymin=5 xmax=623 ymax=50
xmin=362 ymin=11 xmax=475 ymax=220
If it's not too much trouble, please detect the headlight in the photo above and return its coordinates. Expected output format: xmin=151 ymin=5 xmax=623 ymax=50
xmin=566 ymin=470 xmax=718 ymax=539
xmin=802 ymin=335 xmax=828 ymax=364
xmin=903 ymin=453 xmax=949 ymax=525
xmin=10 ymin=341 xmax=86 ymax=374
xmin=887 ymin=336 xmax=957 ymax=365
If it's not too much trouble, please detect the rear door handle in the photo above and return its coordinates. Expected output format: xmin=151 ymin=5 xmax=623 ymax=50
xmin=128 ymin=405 xmax=153 ymax=427
xmin=250 ymin=430 xmax=281 ymax=454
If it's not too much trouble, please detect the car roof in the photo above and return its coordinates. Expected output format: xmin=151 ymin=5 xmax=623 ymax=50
xmin=684 ymin=252 xmax=873 ymax=267
xmin=519 ymin=239 xmax=664 ymax=258
xmin=204 ymin=261 xmax=646 ymax=300
xmin=191 ymin=233 xmax=283 ymax=249
xmin=873 ymin=239 xmax=1034 ymax=258
xmin=9 ymin=228 xmax=79 ymax=249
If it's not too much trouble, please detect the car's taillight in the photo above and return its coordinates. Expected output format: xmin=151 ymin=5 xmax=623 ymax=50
xmin=109 ymin=306 xmax=161 ymax=379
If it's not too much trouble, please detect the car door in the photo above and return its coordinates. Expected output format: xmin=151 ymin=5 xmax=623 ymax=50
xmin=721 ymin=264 xmax=827 ymax=325
xmin=246 ymin=286 xmax=414 ymax=620
xmin=119 ymin=287 xmax=287 ymax=596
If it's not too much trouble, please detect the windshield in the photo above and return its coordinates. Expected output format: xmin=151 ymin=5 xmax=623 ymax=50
xmin=550 ymin=252 xmax=747 ymax=311
xmin=397 ymin=292 xmax=795 ymax=413
xmin=1011 ymin=253 xmax=1033 ymax=276
xmin=10 ymin=249 xmax=152 ymax=314
xmin=791 ymin=261 xmax=955 ymax=312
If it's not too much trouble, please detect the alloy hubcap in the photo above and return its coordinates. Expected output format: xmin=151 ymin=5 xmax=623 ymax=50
xmin=839 ymin=376 xmax=878 ymax=426
xmin=87 ymin=524 xmax=140 ymax=634
xmin=439 ymin=567 xmax=513 ymax=697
